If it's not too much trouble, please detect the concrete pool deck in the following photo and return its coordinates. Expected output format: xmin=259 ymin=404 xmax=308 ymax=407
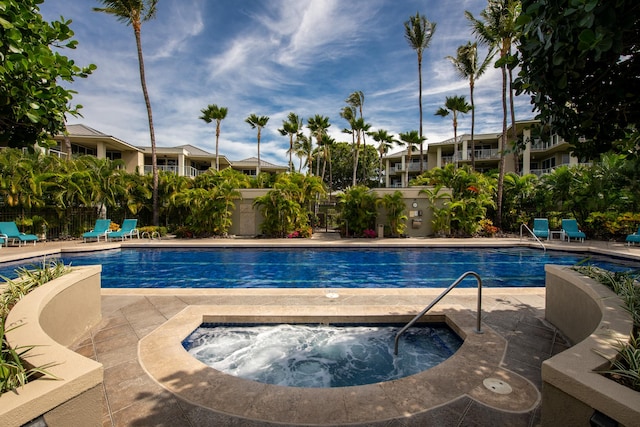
xmin=2 ymin=235 xmax=640 ymax=426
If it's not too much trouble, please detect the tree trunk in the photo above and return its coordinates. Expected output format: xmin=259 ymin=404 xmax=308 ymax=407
xmin=496 ymin=64 xmax=508 ymax=230
xmin=133 ymin=24 xmax=159 ymax=226
xmin=470 ymin=79 xmax=476 ymax=171
xmin=508 ymin=65 xmax=518 ymax=174
xmin=215 ymin=122 xmax=221 ymax=171
xmin=418 ymin=54 xmax=424 ymax=174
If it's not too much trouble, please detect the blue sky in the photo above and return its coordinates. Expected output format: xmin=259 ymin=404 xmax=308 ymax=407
xmin=40 ymin=0 xmax=534 ymax=166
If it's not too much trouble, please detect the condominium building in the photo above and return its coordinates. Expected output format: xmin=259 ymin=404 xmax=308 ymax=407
xmin=383 ymin=119 xmax=583 ymax=187
xmin=48 ymin=124 xmax=287 ymax=177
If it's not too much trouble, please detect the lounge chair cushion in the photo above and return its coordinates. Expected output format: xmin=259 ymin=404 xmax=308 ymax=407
xmin=83 ymin=219 xmax=112 ymax=242
xmin=0 ymin=221 xmax=38 ymax=245
xmin=532 ymin=218 xmax=549 ymax=239
xmin=561 ymin=219 xmax=586 ymax=242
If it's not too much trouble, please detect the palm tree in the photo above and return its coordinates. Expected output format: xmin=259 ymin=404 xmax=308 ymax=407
xmin=351 ymin=117 xmax=371 ymax=186
xmin=367 ymin=129 xmax=397 ymax=186
xmin=94 ymin=0 xmax=160 ymax=226
xmin=199 ymin=104 xmax=228 ymax=172
xmin=307 ymin=115 xmax=331 ymax=177
xmin=293 ymin=133 xmax=310 ymax=173
xmin=404 ymin=12 xmax=437 ymax=174
xmin=446 ymin=42 xmax=494 ymax=170
xmin=466 ymin=0 xmax=521 ymax=228
xmin=435 ymin=95 xmax=472 ymax=168
xmin=245 ymin=114 xmax=269 ymax=176
xmin=278 ymin=112 xmax=303 ymax=173
xmin=346 ymin=91 xmax=369 ymax=181
xmin=398 ymin=130 xmax=425 ymax=187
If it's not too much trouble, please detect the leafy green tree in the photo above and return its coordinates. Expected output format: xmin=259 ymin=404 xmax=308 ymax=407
xmin=404 ymin=12 xmax=437 ymax=173
xmin=516 ymin=0 xmax=640 ymax=157
xmin=501 ymin=172 xmax=538 ymax=231
xmin=199 ymin=104 xmax=228 ymax=171
xmin=435 ymin=95 xmax=472 ymax=167
xmin=293 ymin=133 xmax=311 ymax=173
xmin=0 ymin=0 xmax=95 ymax=147
xmin=94 ymin=0 xmax=160 ymax=226
xmin=446 ymin=42 xmax=494 ymax=169
xmin=245 ymin=114 xmax=270 ymax=176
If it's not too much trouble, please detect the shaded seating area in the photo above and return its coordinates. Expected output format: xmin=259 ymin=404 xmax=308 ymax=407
xmin=0 ymin=221 xmax=39 ymax=246
xmin=82 ymin=219 xmax=111 ymax=243
xmin=107 ymin=219 xmax=139 ymax=241
xmin=532 ymin=218 xmax=550 ymax=240
xmin=626 ymin=226 xmax=640 ymax=246
xmin=561 ymin=219 xmax=586 ymax=242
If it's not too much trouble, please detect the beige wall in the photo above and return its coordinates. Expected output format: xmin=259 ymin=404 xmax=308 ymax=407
xmin=3 ymin=266 xmax=103 ymax=427
xmin=542 ymin=265 xmax=638 ymax=427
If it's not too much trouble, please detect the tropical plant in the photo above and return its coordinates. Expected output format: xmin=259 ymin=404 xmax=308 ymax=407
xmin=0 ymin=0 xmax=95 ymax=148
xmin=419 ymin=185 xmax=452 ymax=236
xmin=467 ymin=0 xmax=521 ymax=229
xmin=253 ymin=173 xmax=324 ymax=237
xmin=245 ymin=114 xmax=270 ymax=176
xmin=446 ymin=42 xmax=494 ymax=169
xmin=200 ymin=104 xmax=228 ymax=171
xmin=435 ymin=95 xmax=472 ymax=167
xmin=404 ymin=12 xmax=437 ymax=173
xmin=377 ymin=191 xmax=407 ymax=237
xmin=345 ymin=91 xmax=370 ymax=183
xmin=337 ymin=186 xmax=377 ymax=237
xmin=94 ymin=0 xmax=160 ymax=226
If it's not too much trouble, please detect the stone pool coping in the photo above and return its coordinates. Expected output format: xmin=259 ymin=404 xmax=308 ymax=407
xmin=138 ymin=304 xmax=540 ymax=426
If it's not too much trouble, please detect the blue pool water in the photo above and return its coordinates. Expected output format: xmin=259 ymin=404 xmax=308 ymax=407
xmin=1 ymin=247 xmax=638 ymax=289
xmin=183 ymin=323 xmax=463 ymax=387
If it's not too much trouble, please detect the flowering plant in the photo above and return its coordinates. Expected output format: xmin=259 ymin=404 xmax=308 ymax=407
xmin=362 ymin=229 xmax=377 ymax=238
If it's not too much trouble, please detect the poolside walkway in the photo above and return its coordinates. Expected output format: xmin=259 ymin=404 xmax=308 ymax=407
xmin=3 ymin=236 xmax=640 ymax=426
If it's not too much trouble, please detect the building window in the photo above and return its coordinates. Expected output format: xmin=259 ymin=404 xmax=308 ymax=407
xmin=106 ymin=151 xmax=121 ymax=160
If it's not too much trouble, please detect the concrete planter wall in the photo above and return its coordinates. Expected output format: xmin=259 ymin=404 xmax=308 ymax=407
xmin=543 ymin=265 xmax=639 ymax=426
xmin=2 ymin=266 xmax=103 ymax=427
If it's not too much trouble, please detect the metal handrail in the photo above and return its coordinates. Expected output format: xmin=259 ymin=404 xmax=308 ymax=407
xmin=394 ymin=271 xmax=483 ymax=356
xmin=520 ymin=223 xmax=546 ymax=252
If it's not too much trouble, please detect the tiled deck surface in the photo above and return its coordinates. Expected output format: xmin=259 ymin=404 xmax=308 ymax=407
xmin=3 ymin=235 xmax=640 ymax=426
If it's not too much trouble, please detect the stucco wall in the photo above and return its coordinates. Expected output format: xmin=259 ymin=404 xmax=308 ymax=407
xmin=2 ymin=266 xmax=103 ymax=427
xmin=542 ymin=265 xmax=639 ymax=426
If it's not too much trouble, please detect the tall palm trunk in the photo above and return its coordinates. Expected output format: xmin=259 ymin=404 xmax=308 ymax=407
xmin=470 ymin=78 xmax=476 ymax=170
xmin=133 ymin=23 xmax=158 ymax=226
xmin=508 ymin=64 xmax=518 ymax=174
xmin=257 ymin=128 xmax=261 ymax=176
xmin=418 ymin=57 xmax=424 ymax=174
xmin=215 ymin=122 xmax=221 ymax=171
xmin=496 ymin=63 xmax=508 ymax=230
xmin=352 ymin=131 xmax=360 ymax=187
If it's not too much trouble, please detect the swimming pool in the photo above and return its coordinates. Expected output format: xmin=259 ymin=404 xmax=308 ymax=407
xmin=1 ymin=247 xmax=638 ymax=288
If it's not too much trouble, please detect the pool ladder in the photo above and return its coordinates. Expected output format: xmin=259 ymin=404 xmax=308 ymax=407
xmin=394 ymin=271 xmax=483 ymax=356
xmin=520 ymin=223 xmax=546 ymax=252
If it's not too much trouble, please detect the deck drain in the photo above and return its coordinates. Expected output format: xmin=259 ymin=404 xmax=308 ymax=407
xmin=483 ymin=378 xmax=513 ymax=395
xmin=325 ymin=292 xmax=340 ymax=299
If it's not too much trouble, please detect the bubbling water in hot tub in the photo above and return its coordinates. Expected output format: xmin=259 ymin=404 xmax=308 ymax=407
xmin=183 ymin=323 xmax=463 ymax=388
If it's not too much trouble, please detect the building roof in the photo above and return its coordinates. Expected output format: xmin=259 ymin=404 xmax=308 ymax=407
xmin=232 ymin=157 xmax=287 ymax=170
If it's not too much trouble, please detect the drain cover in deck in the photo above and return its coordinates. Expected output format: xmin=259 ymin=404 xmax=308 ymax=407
xmin=483 ymin=378 xmax=513 ymax=395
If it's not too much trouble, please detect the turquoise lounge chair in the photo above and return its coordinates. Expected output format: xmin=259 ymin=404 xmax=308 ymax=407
xmin=626 ymin=226 xmax=640 ymax=246
xmin=0 ymin=221 xmax=38 ymax=246
xmin=561 ymin=219 xmax=586 ymax=243
xmin=82 ymin=219 xmax=111 ymax=243
xmin=107 ymin=219 xmax=139 ymax=241
xmin=532 ymin=218 xmax=550 ymax=240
